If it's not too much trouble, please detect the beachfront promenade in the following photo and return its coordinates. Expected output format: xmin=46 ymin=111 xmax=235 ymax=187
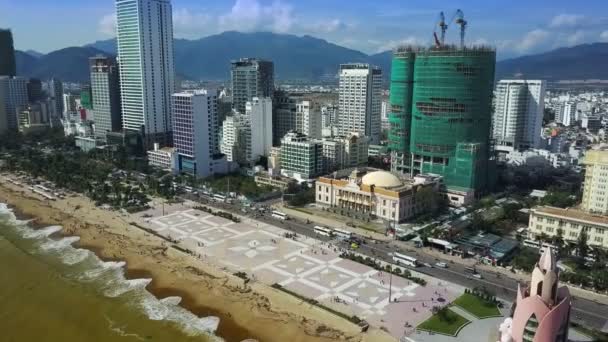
xmin=135 ymin=203 xmax=464 ymax=339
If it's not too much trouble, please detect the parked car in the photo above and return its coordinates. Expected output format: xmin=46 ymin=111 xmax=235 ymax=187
xmin=435 ymin=262 xmax=448 ymax=268
xmin=472 ymin=273 xmax=483 ymax=279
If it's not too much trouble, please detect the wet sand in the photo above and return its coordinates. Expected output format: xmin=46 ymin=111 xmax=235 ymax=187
xmin=0 ymin=176 xmax=394 ymax=342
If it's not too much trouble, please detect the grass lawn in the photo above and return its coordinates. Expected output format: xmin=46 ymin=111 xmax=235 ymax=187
xmin=417 ymin=309 xmax=470 ymax=336
xmin=453 ymin=293 xmax=501 ymax=318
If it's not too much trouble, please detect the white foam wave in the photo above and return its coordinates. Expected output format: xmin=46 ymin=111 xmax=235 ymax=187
xmin=23 ymin=225 xmax=63 ymax=239
xmin=102 ymin=261 xmax=127 ymax=269
xmin=105 ymin=278 xmax=152 ymax=298
xmin=60 ymin=248 xmax=91 ymax=265
xmin=40 ymin=236 xmax=80 ymax=251
xmin=160 ymin=296 xmax=182 ymax=306
xmin=141 ymin=294 xmax=220 ymax=335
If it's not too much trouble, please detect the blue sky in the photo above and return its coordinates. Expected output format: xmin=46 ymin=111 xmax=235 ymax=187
xmin=1 ymin=0 xmax=608 ymax=59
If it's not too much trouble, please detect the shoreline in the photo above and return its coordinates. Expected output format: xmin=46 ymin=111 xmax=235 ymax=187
xmin=0 ymin=177 xmax=381 ymax=342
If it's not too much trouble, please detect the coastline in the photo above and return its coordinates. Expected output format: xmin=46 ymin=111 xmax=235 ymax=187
xmin=0 ymin=177 xmax=389 ymax=342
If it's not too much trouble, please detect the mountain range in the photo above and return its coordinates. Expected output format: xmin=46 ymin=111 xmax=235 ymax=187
xmin=14 ymin=31 xmax=608 ymax=83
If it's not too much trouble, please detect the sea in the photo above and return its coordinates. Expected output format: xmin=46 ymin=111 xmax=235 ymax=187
xmin=0 ymin=203 xmax=221 ymax=342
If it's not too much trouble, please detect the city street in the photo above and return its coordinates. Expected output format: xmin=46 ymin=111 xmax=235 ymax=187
xmin=183 ymin=194 xmax=608 ymax=333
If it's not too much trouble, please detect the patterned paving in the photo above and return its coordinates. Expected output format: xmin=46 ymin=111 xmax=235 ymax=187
xmin=142 ymin=208 xmax=463 ymax=340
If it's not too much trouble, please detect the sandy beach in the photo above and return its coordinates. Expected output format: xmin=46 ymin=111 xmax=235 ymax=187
xmin=0 ymin=175 xmax=394 ymax=342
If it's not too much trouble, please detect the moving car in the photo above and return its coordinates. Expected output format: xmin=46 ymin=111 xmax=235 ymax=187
xmin=435 ymin=262 xmax=448 ymax=268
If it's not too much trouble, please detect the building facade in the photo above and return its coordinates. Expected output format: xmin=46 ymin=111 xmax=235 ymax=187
xmin=0 ymin=76 xmax=28 ymax=131
xmin=116 ymin=0 xmax=175 ymax=145
xmin=322 ymin=133 xmax=369 ymax=172
xmin=272 ymin=90 xmax=297 ymax=146
xmin=295 ymin=100 xmax=322 ymax=139
xmin=172 ymin=90 xmax=228 ymax=178
xmin=231 ymin=58 xmax=274 ymax=114
xmin=315 ymin=170 xmax=440 ymax=223
xmin=493 ymin=80 xmax=546 ymax=152
xmin=389 ymin=47 xmax=496 ymax=195
xmin=48 ymin=78 xmax=64 ymax=120
xmin=220 ymin=114 xmax=250 ymax=165
xmin=498 ymin=249 xmax=571 ymax=342
xmin=246 ymin=97 xmax=273 ymax=159
xmin=557 ymin=102 xmax=576 ymax=127
xmin=581 ymin=150 xmax=608 ymax=215
xmin=0 ymin=29 xmax=16 ymax=77
xmin=338 ymin=63 xmax=382 ymax=145
xmin=280 ymin=132 xmax=323 ymax=182
xmin=90 ymin=56 xmax=122 ymax=142
xmin=147 ymin=143 xmax=177 ymax=170
xmin=528 ymin=206 xmax=608 ymax=249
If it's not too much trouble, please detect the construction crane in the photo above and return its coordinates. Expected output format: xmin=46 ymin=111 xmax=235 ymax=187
xmin=433 ymin=11 xmax=448 ymax=48
xmin=452 ymin=9 xmax=467 ymax=48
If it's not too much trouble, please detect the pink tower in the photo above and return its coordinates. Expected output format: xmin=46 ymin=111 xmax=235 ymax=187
xmin=499 ymin=248 xmax=571 ymax=342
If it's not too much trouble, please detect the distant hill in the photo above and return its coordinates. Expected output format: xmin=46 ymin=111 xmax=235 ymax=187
xmin=16 ymin=47 xmax=109 ymax=82
xmin=15 ymin=32 xmax=608 ymax=83
xmin=496 ymin=43 xmax=608 ymax=80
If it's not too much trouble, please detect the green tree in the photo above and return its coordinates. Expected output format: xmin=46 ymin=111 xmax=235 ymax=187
xmin=577 ymin=231 xmax=589 ymax=261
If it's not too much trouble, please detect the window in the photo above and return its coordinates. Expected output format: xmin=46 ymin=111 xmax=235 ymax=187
xmin=546 ymin=227 xmax=554 ymax=233
xmin=569 ymin=231 xmax=578 ymax=238
xmin=595 ymin=236 xmax=604 ymax=243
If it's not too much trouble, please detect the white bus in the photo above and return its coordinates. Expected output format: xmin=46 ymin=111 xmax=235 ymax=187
xmin=523 ymin=239 xmax=556 ymax=254
xmin=333 ymin=228 xmax=353 ymax=240
xmin=392 ymin=252 xmax=419 ymax=267
xmin=213 ymin=194 xmax=226 ymax=203
xmin=314 ymin=226 xmax=332 ymax=237
xmin=272 ymin=211 xmax=288 ymax=220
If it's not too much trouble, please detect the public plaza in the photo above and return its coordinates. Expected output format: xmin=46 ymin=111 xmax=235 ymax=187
xmin=135 ymin=203 xmax=464 ymax=339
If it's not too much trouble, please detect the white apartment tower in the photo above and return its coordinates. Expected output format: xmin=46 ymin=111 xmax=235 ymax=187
xmin=172 ymin=90 xmax=227 ymax=178
xmin=220 ymin=114 xmax=250 ymax=165
xmin=116 ymin=0 xmax=175 ymax=145
xmin=296 ymin=100 xmax=322 ymax=139
xmin=246 ymin=97 xmax=273 ymax=159
xmin=558 ymin=102 xmax=577 ymax=127
xmin=493 ymin=80 xmax=546 ymax=152
xmin=582 ymin=150 xmax=608 ymax=215
xmin=338 ymin=63 xmax=382 ymax=145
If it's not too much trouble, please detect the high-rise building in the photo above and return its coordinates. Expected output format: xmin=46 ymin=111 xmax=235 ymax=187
xmin=557 ymin=102 xmax=576 ymax=127
xmin=321 ymin=104 xmax=338 ymax=129
xmin=498 ymin=249 xmax=571 ymax=342
xmin=220 ymin=114 xmax=250 ymax=165
xmin=581 ymin=150 xmax=608 ymax=215
xmin=321 ymin=133 xmax=369 ymax=172
xmin=246 ymin=97 xmax=273 ymax=160
xmin=0 ymin=29 xmax=16 ymax=77
xmin=493 ymin=80 xmax=546 ymax=152
xmin=172 ymin=89 xmax=228 ymax=178
xmin=337 ymin=63 xmax=382 ymax=145
xmin=231 ymin=58 xmax=274 ymax=114
xmin=26 ymin=79 xmax=43 ymax=102
xmin=296 ymin=100 xmax=322 ymax=139
xmin=116 ymin=0 xmax=175 ymax=145
xmin=80 ymin=86 xmax=93 ymax=110
xmin=48 ymin=78 xmax=64 ymax=120
xmin=63 ymin=94 xmax=79 ymax=118
xmin=389 ymin=47 xmax=496 ymax=195
xmin=90 ymin=56 xmax=122 ymax=141
xmin=272 ymin=90 xmax=296 ymax=146
xmin=0 ymin=76 xmax=28 ymax=131
xmin=280 ymin=132 xmax=323 ymax=182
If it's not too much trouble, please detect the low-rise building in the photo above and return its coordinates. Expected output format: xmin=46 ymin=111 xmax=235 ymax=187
xmin=368 ymin=144 xmax=389 ymax=157
xmin=147 ymin=143 xmax=177 ymax=171
xmin=254 ymin=172 xmax=296 ymax=190
xmin=315 ymin=169 xmax=441 ymax=223
xmin=529 ymin=206 xmax=608 ymax=249
xmin=75 ymin=136 xmax=98 ymax=153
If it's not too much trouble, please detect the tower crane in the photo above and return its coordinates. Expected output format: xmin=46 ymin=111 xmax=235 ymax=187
xmin=452 ymin=9 xmax=467 ymax=48
xmin=433 ymin=11 xmax=448 ymax=48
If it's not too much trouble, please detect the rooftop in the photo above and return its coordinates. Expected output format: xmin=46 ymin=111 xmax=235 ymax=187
xmin=533 ymin=206 xmax=608 ymax=226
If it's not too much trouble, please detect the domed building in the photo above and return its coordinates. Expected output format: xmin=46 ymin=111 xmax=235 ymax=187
xmin=498 ymin=248 xmax=571 ymax=342
xmin=315 ymin=168 xmax=442 ymax=223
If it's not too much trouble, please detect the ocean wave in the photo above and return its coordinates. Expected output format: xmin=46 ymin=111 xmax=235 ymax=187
xmin=40 ymin=236 xmax=80 ymax=251
xmin=160 ymin=296 xmax=182 ymax=306
xmin=60 ymin=248 xmax=91 ymax=265
xmin=23 ymin=225 xmax=63 ymax=239
xmin=142 ymin=295 xmax=220 ymax=335
xmin=105 ymin=278 xmax=152 ymax=298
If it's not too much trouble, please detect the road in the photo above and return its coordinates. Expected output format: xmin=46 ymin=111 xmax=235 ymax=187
xmin=182 ymin=194 xmax=608 ymax=332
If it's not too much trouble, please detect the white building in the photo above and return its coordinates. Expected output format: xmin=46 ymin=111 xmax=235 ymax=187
xmin=62 ymin=93 xmax=79 ymax=118
xmin=116 ymin=0 xmax=175 ymax=145
xmin=246 ymin=97 xmax=273 ymax=160
xmin=295 ymin=100 xmax=322 ymax=139
xmin=172 ymin=90 xmax=228 ymax=178
xmin=280 ymin=132 xmax=323 ymax=182
xmin=557 ymin=102 xmax=577 ymax=127
xmin=321 ymin=133 xmax=369 ymax=172
xmin=581 ymin=150 xmax=608 ymax=215
xmin=147 ymin=143 xmax=177 ymax=171
xmin=0 ymin=76 xmax=28 ymax=132
xmin=220 ymin=114 xmax=250 ymax=165
xmin=493 ymin=80 xmax=546 ymax=152
xmin=338 ymin=63 xmax=382 ymax=144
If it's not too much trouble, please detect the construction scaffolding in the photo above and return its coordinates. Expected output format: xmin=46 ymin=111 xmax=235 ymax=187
xmin=389 ymin=46 xmax=496 ymax=194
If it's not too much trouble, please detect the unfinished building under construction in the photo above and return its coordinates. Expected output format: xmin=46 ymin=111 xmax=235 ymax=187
xmin=389 ymin=46 xmax=496 ymax=200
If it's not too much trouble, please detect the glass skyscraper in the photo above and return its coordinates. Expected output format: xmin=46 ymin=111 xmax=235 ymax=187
xmin=0 ymin=29 xmax=16 ymax=77
xmin=90 ymin=56 xmax=122 ymax=142
xmin=116 ymin=0 xmax=175 ymax=146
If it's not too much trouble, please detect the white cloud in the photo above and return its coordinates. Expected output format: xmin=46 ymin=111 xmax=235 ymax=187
xmin=219 ymin=0 xmax=294 ymax=33
xmin=98 ymin=14 xmax=116 ymax=36
xmin=312 ymin=19 xmax=347 ymax=34
xmin=565 ymin=30 xmax=585 ymax=45
xmin=601 ymin=31 xmax=608 ymax=41
xmin=517 ymin=29 xmax=549 ymax=52
xmin=549 ymin=14 xmax=585 ymax=28
xmin=173 ymin=8 xmax=212 ymax=37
